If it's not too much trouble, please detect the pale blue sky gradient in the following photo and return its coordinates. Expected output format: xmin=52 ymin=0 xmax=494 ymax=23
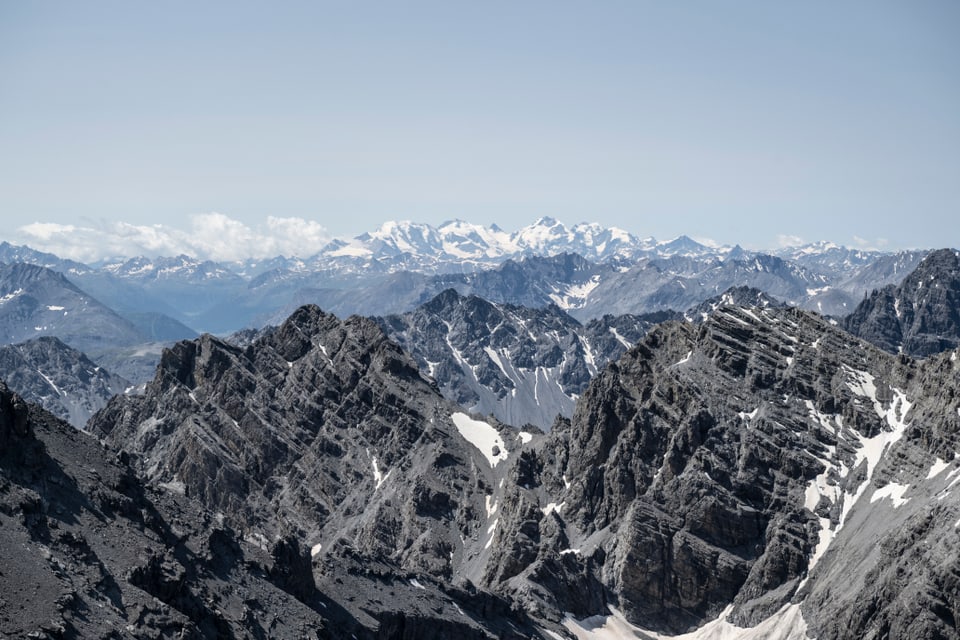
xmin=1 ymin=1 xmax=958 ymax=252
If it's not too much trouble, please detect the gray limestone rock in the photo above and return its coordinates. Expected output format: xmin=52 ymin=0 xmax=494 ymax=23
xmin=845 ymin=248 xmax=960 ymax=357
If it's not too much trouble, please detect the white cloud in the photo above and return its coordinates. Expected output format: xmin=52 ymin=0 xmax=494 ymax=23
xmin=14 ymin=213 xmax=332 ymax=263
xmin=690 ymin=235 xmax=722 ymax=248
xmin=776 ymin=234 xmax=805 ymax=248
xmin=851 ymin=236 xmax=890 ymax=251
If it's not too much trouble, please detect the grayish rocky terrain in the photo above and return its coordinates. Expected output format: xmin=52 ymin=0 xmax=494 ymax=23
xmin=1 ymin=235 xmax=958 ymax=639
xmin=845 ymin=248 xmax=960 ymax=357
xmin=485 ymin=303 xmax=960 ymax=638
xmin=378 ymin=289 xmax=669 ymax=429
xmin=0 ymin=336 xmax=130 ymax=427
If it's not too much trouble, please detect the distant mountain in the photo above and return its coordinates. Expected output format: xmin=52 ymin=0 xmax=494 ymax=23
xmin=80 ymin=255 xmax=247 ymax=334
xmin=0 ymin=336 xmax=129 ymax=427
xmin=378 ymin=290 xmax=670 ymax=429
xmin=844 ymin=248 xmax=960 ymax=357
xmin=316 ymin=217 xmax=652 ymax=271
xmin=121 ymin=311 xmax=199 ymax=342
xmin=572 ymin=253 xmax=827 ymax=319
xmin=0 ymin=224 xmax=937 ymax=334
xmin=260 ymin=253 xmax=613 ymax=324
xmin=774 ymin=241 xmax=886 ymax=277
xmin=0 ymin=241 xmax=91 ymax=275
xmin=0 ymin=262 xmax=146 ymax=355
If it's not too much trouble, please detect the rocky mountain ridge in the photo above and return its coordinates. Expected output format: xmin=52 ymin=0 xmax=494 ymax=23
xmin=74 ymin=288 xmax=960 ymax=638
xmin=378 ymin=289 xmax=672 ymax=429
xmin=1 ymin=378 xmax=550 ymax=638
xmin=86 ymin=306 xmax=541 ymax=613
xmin=845 ymin=248 xmax=960 ymax=357
xmin=483 ymin=303 xmax=960 ymax=638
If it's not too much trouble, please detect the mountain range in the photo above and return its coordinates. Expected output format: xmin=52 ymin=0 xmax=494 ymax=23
xmin=1 ymin=219 xmax=929 ymax=334
xmin=2 ymin=221 xmax=959 ymax=638
xmin=4 ymin=279 xmax=955 ymax=637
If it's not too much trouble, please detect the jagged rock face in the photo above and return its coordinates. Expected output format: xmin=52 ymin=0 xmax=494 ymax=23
xmin=2 ymin=390 xmax=543 ymax=638
xmin=378 ymin=290 xmax=666 ymax=430
xmin=88 ymin=305 xmax=522 ymax=584
xmin=0 ymin=336 xmax=130 ymax=428
xmin=482 ymin=304 xmax=960 ymax=638
xmin=845 ymin=248 xmax=960 ymax=357
xmin=0 ymin=386 xmax=358 ymax=638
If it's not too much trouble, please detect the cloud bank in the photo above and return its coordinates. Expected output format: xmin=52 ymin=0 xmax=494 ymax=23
xmin=14 ymin=213 xmax=333 ymax=263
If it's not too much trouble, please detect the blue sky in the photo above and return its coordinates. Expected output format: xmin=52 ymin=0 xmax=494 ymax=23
xmin=1 ymin=1 xmax=958 ymax=258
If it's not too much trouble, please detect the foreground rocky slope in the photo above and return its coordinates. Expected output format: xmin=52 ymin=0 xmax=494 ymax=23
xmin=845 ymin=248 xmax=960 ymax=357
xmin=2 ymin=385 xmax=540 ymax=638
xmin=0 ymin=381 xmax=351 ymax=638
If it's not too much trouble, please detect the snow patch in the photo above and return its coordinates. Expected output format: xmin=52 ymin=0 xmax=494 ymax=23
xmin=927 ymin=458 xmax=950 ymax=480
xmin=159 ymin=480 xmax=186 ymax=495
xmin=541 ymin=501 xmax=566 ymax=516
xmin=451 ymin=412 xmax=508 ymax=467
xmin=484 ymin=346 xmax=510 ymax=379
xmin=580 ymin=337 xmax=597 ymax=375
xmin=311 ymin=543 xmax=323 ymax=557
xmin=675 ymin=351 xmax=692 ymax=366
xmin=561 ymin=603 xmax=807 ymax=640
xmin=371 ymin=456 xmax=389 ymax=490
xmin=608 ymin=327 xmax=631 ymax=348
xmin=46 ymin=305 xmax=65 ymax=311
xmin=485 ymin=495 xmax=498 ymax=518
xmin=870 ymin=482 xmax=910 ymax=508
xmin=409 ymin=578 xmax=426 ymax=590
xmin=484 ymin=519 xmax=498 ymax=549
xmin=0 ymin=288 xmax=24 ymax=303
xmin=518 ymin=431 xmax=533 ymax=444
xmin=36 ymin=370 xmax=63 ymax=397
xmin=547 ymin=276 xmax=602 ymax=309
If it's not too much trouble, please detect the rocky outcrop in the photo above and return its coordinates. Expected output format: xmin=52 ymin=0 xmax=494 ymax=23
xmin=66 ymin=296 xmax=960 ymax=638
xmin=845 ymin=248 xmax=960 ymax=357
